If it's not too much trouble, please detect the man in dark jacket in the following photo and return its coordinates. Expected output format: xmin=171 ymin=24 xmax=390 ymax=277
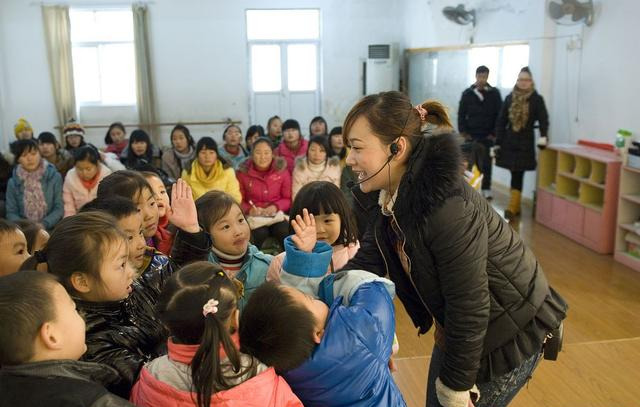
xmin=458 ymin=65 xmax=502 ymax=199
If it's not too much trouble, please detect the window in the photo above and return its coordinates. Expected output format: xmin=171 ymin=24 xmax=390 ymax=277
xmin=466 ymin=44 xmax=529 ymax=90
xmin=246 ymin=9 xmax=320 ymax=41
xmin=70 ymin=9 xmax=136 ymax=106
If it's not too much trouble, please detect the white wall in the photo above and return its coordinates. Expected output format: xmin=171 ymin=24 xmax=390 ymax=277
xmin=0 ymin=0 xmax=403 ymax=148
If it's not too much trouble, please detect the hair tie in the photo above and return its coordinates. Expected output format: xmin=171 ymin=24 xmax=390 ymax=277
xmin=415 ymin=104 xmax=428 ymax=122
xmin=217 ymin=271 xmax=225 ymax=277
xmin=34 ymin=250 xmax=47 ymax=264
xmin=202 ymin=299 xmax=219 ymax=317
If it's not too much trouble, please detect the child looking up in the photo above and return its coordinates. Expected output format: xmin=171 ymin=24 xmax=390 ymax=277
xmin=0 ymin=271 xmax=133 ymax=406
xmin=131 ymin=262 xmax=302 ymax=407
xmin=196 ymin=191 xmax=273 ymax=311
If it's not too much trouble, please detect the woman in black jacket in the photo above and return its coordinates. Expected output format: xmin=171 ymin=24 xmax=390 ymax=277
xmin=495 ymin=66 xmax=549 ymax=219
xmin=340 ymin=91 xmax=566 ymax=407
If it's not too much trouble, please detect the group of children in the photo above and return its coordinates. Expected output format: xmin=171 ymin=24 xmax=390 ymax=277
xmin=0 ymin=144 xmax=408 ymax=406
xmin=0 ymin=116 xmax=354 ymax=251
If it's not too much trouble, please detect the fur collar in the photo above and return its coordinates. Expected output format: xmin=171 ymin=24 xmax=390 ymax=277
xmin=393 ymin=132 xmax=463 ymax=222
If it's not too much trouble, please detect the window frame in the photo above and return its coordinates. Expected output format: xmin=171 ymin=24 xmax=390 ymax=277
xmin=69 ymin=7 xmax=137 ymax=107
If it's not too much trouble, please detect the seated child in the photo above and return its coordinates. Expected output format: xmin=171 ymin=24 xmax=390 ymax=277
xmin=131 ymin=261 xmax=302 ymax=407
xmin=240 ymin=210 xmax=406 ymax=406
xmin=267 ymin=181 xmax=359 ymax=283
xmin=63 ymin=145 xmax=113 ymax=217
xmin=195 ymin=190 xmax=273 ymax=311
xmin=0 ymin=219 xmax=30 ymax=276
xmin=15 ymin=219 xmax=50 ymax=254
xmin=6 ymin=139 xmax=63 ymax=231
xmin=0 ymin=271 xmax=133 ymax=406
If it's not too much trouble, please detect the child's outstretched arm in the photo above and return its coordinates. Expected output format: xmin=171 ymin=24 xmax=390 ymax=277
xmin=290 ymin=208 xmax=316 ymax=253
xmin=169 ymin=179 xmax=211 ymax=267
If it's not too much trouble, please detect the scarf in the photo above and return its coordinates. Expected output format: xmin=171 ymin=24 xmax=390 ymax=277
xmin=153 ymin=214 xmax=174 ymax=256
xmin=191 ymin=159 xmax=224 ymax=187
xmin=210 ymin=246 xmax=246 ymax=279
xmin=17 ymin=161 xmax=47 ymax=222
xmin=508 ymin=86 xmax=535 ymax=132
xmin=79 ymin=166 xmax=101 ymax=191
xmin=307 ymin=159 xmax=327 ymax=175
xmin=174 ymin=146 xmax=195 ymax=172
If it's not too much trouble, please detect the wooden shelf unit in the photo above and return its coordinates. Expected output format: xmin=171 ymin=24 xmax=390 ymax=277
xmin=614 ymin=165 xmax=640 ymax=271
xmin=535 ymin=144 xmax=621 ymax=254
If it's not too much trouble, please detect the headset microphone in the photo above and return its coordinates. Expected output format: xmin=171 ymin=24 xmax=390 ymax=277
xmin=346 ymin=142 xmax=398 ymax=189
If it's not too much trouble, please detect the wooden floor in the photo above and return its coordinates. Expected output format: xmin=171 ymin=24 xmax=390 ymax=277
xmin=391 ymin=190 xmax=640 ymax=407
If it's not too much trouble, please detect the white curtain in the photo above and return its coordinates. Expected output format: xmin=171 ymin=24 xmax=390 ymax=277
xmin=42 ymin=6 xmax=76 ymax=134
xmin=132 ymin=4 xmax=158 ymax=143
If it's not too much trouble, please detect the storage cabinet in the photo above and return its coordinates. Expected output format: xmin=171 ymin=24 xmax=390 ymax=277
xmin=614 ymin=165 xmax=640 ymax=271
xmin=535 ymin=144 xmax=621 ymax=254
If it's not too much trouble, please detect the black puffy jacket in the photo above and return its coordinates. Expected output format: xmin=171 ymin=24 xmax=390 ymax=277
xmin=458 ymin=85 xmax=502 ymax=137
xmin=342 ymin=132 xmax=567 ymax=391
xmin=495 ymin=90 xmax=549 ymax=171
xmin=77 ymin=230 xmax=211 ymax=398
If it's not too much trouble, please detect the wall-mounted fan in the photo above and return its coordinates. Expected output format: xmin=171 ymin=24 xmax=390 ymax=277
xmin=548 ymin=0 xmax=594 ymax=26
xmin=442 ymin=4 xmax=476 ymax=28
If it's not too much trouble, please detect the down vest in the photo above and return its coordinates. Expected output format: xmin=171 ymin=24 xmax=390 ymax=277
xmin=342 ymin=132 xmax=567 ymax=391
xmin=236 ymin=157 xmax=292 ymax=214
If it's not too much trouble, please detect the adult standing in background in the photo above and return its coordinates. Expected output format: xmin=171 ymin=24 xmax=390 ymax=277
xmin=495 ymin=66 xmax=549 ymax=219
xmin=458 ymin=65 xmax=502 ymax=199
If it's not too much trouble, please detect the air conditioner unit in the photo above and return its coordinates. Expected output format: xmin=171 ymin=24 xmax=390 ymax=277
xmin=365 ymin=44 xmax=399 ymax=94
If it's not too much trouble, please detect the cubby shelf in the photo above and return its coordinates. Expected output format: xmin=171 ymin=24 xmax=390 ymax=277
xmin=614 ymin=165 xmax=640 ymax=272
xmin=536 ymin=144 xmax=621 ymax=254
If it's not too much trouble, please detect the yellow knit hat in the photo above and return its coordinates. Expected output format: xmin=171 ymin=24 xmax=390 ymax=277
xmin=14 ymin=118 xmax=33 ymax=138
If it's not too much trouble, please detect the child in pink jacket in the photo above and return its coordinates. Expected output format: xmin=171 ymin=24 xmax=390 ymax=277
xmin=131 ymin=262 xmax=302 ymax=407
xmin=62 ymin=145 xmax=112 ymax=217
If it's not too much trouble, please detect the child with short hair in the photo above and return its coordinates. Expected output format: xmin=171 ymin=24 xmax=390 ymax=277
xmin=196 ymin=190 xmax=273 ymax=311
xmin=291 ymin=137 xmax=341 ymax=199
xmin=0 ymin=271 xmax=133 ymax=406
xmin=6 ymin=139 xmax=63 ymax=230
xmin=20 ymin=212 xmax=168 ymax=398
xmin=15 ymin=219 xmax=50 ymax=254
xmin=308 ymin=116 xmax=328 ymax=137
xmin=0 ymin=219 xmax=29 ymax=276
xmin=268 ymin=181 xmax=359 ymax=282
xmin=63 ymin=145 xmax=113 ymax=217
xmin=131 ymin=261 xmax=302 ymax=407
xmin=240 ymin=210 xmax=406 ymax=406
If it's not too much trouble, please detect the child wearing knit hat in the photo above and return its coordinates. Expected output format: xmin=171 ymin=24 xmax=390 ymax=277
xmin=14 ymin=118 xmax=34 ymax=140
xmin=63 ymin=120 xmax=86 ymax=151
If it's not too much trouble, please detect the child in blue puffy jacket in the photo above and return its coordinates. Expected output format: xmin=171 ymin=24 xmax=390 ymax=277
xmin=240 ymin=210 xmax=407 ymax=406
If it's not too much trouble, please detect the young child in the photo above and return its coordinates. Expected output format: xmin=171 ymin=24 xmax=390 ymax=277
xmin=218 ymin=124 xmax=249 ymax=169
xmin=120 ymin=129 xmax=162 ymax=170
xmin=20 ymin=212 xmax=167 ymax=398
xmin=162 ymin=124 xmax=196 ymax=180
xmin=274 ymin=119 xmax=308 ymax=174
xmin=141 ymin=171 xmax=174 ymax=255
xmin=64 ymin=120 xmax=87 ymax=151
xmin=38 ymin=131 xmax=74 ymax=178
xmin=329 ymin=126 xmax=348 ymax=168
xmin=0 ymin=271 xmax=133 ymax=406
xmin=0 ymin=219 xmax=29 ymax=276
xmin=240 ymin=211 xmax=406 ymax=406
xmin=15 ymin=219 xmax=50 ymax=254
xmin=105 ymin=122 xmax=129 ymax=156
xmin=130 ymin=261 xmax=302 ymax=407
xmin=268 ymin=181 xmax=359 ymax=282
xmin=97 ymin=170 xmax=161 ymax=249
xmin=181 ymin=137 xmax=241 ymax=202
xmin=196 ymin=190 xmax=273 ymax=311
xmin=291 ymin=137 xmax=341 ymax=199
xmin=6 ymin=139 xmax=63 ymax=231
xmin=63 ymin=145 xmax=113 ymax=217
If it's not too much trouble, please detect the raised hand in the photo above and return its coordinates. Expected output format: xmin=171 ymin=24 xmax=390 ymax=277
xmin=169 ymin=179 xmax=200 ymax=233
xmin=290 ymin=208 xmax=316 ymax=253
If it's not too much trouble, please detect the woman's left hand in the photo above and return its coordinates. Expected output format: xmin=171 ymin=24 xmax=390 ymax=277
xmin=169 ymin=179 xmax=199 ymax=233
